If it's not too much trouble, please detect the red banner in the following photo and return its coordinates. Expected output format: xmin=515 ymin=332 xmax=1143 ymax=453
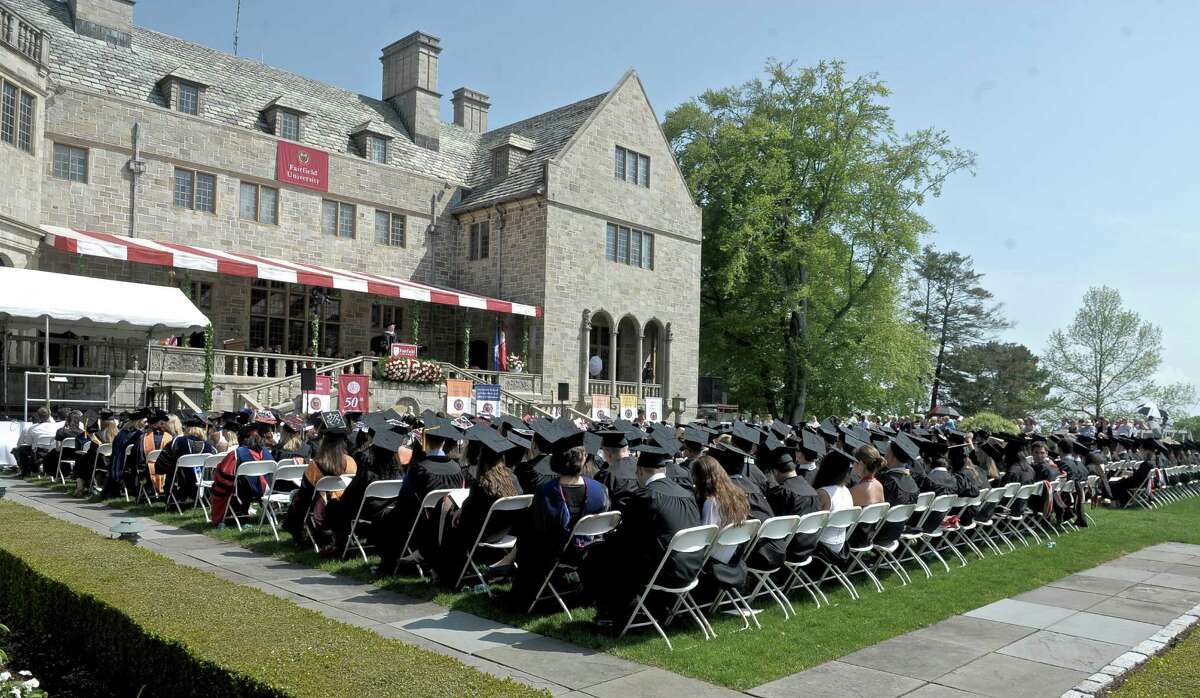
xmin=389 ymin=343 xmax=418 ymax=358
xmin=338 ymin=374 xmax=369 ymax=413
xmin=276 ymin=141 xmax=329 ymax=192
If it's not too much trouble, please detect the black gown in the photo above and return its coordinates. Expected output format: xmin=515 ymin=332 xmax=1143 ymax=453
xmin=877 ymin=467 xmax=919 ymax=506
xmin=915 ymin=467 xmax=957 ymax=496
xmin=1110 ymin=460 xmax=1153 ymax=507
xmin=512 ymin=477 xmax=610 ymax=608
xmin=515 ymin=454 xmax=555 ymax=495
xmin=435 ymin=470 xmax=523 ymax=585
xmin=666 ymin=458 xmax=694 ymax=490
xmin=325 ymin=447 xmax=402 ymax=553
xmin=1002 ymin=461 xmax=1037 ymax=485
xmin=584 ymin=476 xmax=702 ymax=623
xmin=377 ymin=455 xmax=471 ymax=568
xmin=749 ymin=475 xmax=821 ymax=569
xmin=596 ymin=456 xmax=640 ymax=509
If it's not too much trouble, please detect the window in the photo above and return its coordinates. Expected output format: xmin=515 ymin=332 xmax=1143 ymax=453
xmin=2 ymin=81 xmax=35 ymax=154
xmin=249 ymin=280 xmax=340 ymax=356
xmin=468 ymin=220 xmax=490 ymax=260
xmin=52 ymin=144 xmax=88 ymax=182
xmin=277 ymin=110 xmax=300 ymax=140
xmin=614 ymin=146 xmax=650 ymax=187
xmin=178 ymin=83 xmax=199 ymax=115
xmin=368 ymin=135 xmax=387 ymax=164
xmin=371 ymin=302 xmax=404 ymax=332
xmin=190 ymin=281 xmax=213 ymax=310
xmin=605 ymin=222 xmax=654 ymax=269
xmin=239 ymin=181 xmax=278 ymax=224
xmin=173 ymin=168 xmax=216 ymax=212
xmin=322 ymin=200 xmax=355 ymax=238
xmin=374 ymin=210 xmax=406 ymax=247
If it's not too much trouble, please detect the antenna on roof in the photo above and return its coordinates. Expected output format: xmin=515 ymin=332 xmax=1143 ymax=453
xmin=233 ymin=0 xmax=242 ymax=56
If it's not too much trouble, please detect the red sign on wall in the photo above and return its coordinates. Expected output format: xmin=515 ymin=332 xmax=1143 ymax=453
xmin=389 ymin=343 xmax=419 ymax=358
xmin=338 ymin=374 xmax=369 ymax=413
xmin=275 ymin=141 xmax=329 ymax=192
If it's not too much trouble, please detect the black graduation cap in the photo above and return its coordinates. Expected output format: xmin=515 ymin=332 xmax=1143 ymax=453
xmin=979 ymin=437 xmax=1005 ymax=463
xmin=821 ymin=447 xmax=856 ymax=473
xmin=281 ymin=415 xmax=305 ymax=433
xmin=423 ymin=415 xmax=462 ymax=442
xmin=361 ymin=410 xmax=392 ymax=434
xmin=582 ymin=431 xmax=602 ymax=458
xmin=318 ymin=411 xmax=349 ymax=435
xmin=471 ymin=424 xmax=521 ymax=459
xmin=818 ymin=417 xmax=839 ymax=439
xmin=731 ymin=420 xmax=761 ymax=448
xmin=634 ymin=442 xmax=673 ymax=468
xmin=681 ymin=426 xmax=710 ymax=450
xmin=707 ymin=439 xmax=750 ymax=474
xmin=1141 ymin=437 xmax=1168 ymax=454
xmin=841 ymin=428 xmax=867 ymax=450
xmin=759 ymin=441 xmax=796 ymax=471
xmin=769 ymin=420 xmax=794 ymax=440
xmin=890 ymin=433 xmax=921 ymax=464
xmin=181 ymin=411 xmax=206 ymax=428
xmin=762 ymin=431 xmax=785 ymax=452
xmin=648 ymin=423 xmax=682 ymax=455
xmin=798 ymin=429 xmax=826 ymax=459
xmin=98 ymin=409 xmax=116 ymax=421
xmin=529 ymin=418 xmax=559 ymax=448
xmin=507 ymin=429 xmax=532 ymax=450
xmin=371 ymin=424 xmax=411 ymax=452
xmin=596 ymin=429 xmax=629 ymax=449
xmin=148 ymin=409 xmax=170 ymax=424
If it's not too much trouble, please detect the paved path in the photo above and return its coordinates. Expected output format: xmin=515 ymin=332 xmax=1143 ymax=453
xmin=5 ymin=476 xmax=1198 ymax=697
xmin=0 ymin=478 xmax=737 ymax=697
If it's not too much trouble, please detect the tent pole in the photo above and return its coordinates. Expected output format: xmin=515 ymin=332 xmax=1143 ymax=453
xmin=2 ymin=320 xmax=7 ymax=412
xmin=143 ymin=331 xmax=152 ymax=408
xmin=44 ymin=316 xmax=50 ymax=410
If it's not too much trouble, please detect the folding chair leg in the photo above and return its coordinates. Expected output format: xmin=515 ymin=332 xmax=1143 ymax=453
xmin=730 ymin=589 xmax=761 ymax=630
xmin=902 ymin=540 xmax=933 ymax=579
xmin=621 ymin=597 xmax=673 ymax=651
xmin=922 ymin=539 xmax=951 ymax=573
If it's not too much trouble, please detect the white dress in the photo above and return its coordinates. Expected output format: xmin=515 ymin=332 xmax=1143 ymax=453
xmin=818 ymin=484 xmax=854 ymax=553
xmin=702 ymin=499 xmax=736 ymax=564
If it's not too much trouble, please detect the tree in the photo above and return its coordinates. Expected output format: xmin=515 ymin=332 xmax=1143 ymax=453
xmin=941 ymin=341 xmax=1053 ymax=419
xmin=664 ymin=61 xmax=974 ymax=419
xmin=1142 ymin=382 xmax=1197 ymax=421
xmin=909 ymin=247 xmax=1009 ymax=411
xmin=1042 ymin=286 xmax=1162 ymax=418
xmin=1174 ymin=415 xmax=1200 ymax=440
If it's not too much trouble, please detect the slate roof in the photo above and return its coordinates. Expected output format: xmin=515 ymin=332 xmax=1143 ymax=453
xmin=10 ymin=0 xmax=608 ymax=205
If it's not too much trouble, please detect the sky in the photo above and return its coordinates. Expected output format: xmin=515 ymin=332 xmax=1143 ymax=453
xmin=136 ymin=0 xmax=1199 ymax=409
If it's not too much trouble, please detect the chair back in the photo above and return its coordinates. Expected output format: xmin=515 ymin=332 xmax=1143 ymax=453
xmin=884 ymin=503 xmax=914 ymax=523
xmin=146 ymin=449 xmax=162 ymax=465
xmin=272 ymin=463 xmax=308 ymax=486
xmin=758 ymin=514 xmax=802 ymax=540
xmin=61 ymin=437 xmax=76 ymax=450
xmin=929 ymin=494 xmax=957 ymax=513
xmin=668 ymin=524 xmax=720 ymax=554
xmin=793 ymin=511 xmax=829 ymax=535
xmin=570 ymin=511 xmax=622 ymax=538
xmin=716 ymin=519 xmax=761 ymax=547
xmin=34 ymin=435 xmax=56 ymax=449
xmin=489 ymin=494 xmax=534 ymax=513
xmin=856 ymin=502 xmax=890 ymax=526
xmin=176 ymin=453 xmax=209 ymax=469
xmin=313 ymin=475 xmax=348 ymax=495
xmin=1016 ymin=483 xmax=1036 ymax=501
xmin=236 ymin=460 xmax=277 ymax=479
xmin=98 ymin=443 xmax=113 ymax=457
xmin=202 ymin=452 xmax=226 ymax=469
xmin=123 ymin=443 xmax=135 ymax=460
xmin=873 ymin=503 xmax=915 ymax=547
xmin=824 ymin=506 xmax=862 ymax=529
xmin=362 ymin=478 xmax=404 ymax=501
xmin=420 ymin=488 xmax=455 ymax=509
xmin=914 ymin=491 xmax=936 ymax=509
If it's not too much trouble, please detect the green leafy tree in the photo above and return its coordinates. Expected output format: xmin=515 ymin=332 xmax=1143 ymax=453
xmin=910 ymin=247 xmax=1009 ymax=411
xmin=1043 ymin=286 xmax=1162 ymax=418
xmin=664 ymin=60 xmax=974 ymax=419
xmin=1141 ymin=382 xmax=1197 ymax=421
xmin=941 ymin=341 xmax=1053 ymax=419
xmin=1174 ymin=415 xmax=1200 ymax=440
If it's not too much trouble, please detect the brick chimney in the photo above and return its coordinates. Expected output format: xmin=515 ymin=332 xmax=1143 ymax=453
xmin=68 ymin=0 xmax=135 ymax=47
xmin=380 ymin=32 xmax=442 ymax=151
xmin=452 ymin=88 xmax=489 ymax=133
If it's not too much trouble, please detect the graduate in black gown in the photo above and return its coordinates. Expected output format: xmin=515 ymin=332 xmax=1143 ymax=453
xmin=435 ymin=425 xmax=524 ymax=586
xmin=750 ymin=441 xmax=821 ymax=570
xmin=515 ymin=418 xmax=558 ymax=494
xmin=1110 ymin=439 xmax=1162 ymax=507
xmin=377 ymin=415 xmax=472 ymax=574
xmin=877 ymin=435 xmax=920 ymax=505
xmin=512 ymin=441 xmax=610 ymax=609
xmin=913 ymin=437 xmax=957 ymax=496
xmin=594 ymin=428 xmax=641 ymax=509
xmin=793 ymin=428 xmax=825 ymax=485
xmin=325 ymin=414 xmax=408 ymax=555
xmin=729 ymin=421 xmax=771 ymax=491
xmin=584 ymin=443 xmax=702 ymax=628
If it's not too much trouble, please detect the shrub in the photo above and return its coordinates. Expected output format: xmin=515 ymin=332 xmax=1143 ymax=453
xmin=0 ymin=501 xmax=543 ymax=698
xmin=958 ymin=411 xmax=1020 ymax=435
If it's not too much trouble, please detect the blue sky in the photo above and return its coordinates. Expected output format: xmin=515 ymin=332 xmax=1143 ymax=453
xmin=138 ymin=0 xmax=1199 ymax=409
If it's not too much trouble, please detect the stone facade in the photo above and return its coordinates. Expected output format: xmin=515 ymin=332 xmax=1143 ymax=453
xmin=0 ymin=0 xmax=701 ymax=416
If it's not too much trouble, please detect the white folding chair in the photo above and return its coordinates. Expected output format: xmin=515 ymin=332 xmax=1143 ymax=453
xmin=918 ymin=494 xmax=959 ymax=572
xmin=397 ymin=487 xmax=467 ymax=579
xmin=135 ymin=448 xmax=163 ymax=506
xmin=194 ymin=452 xmax=229 ymax=518
xmin=843 ymin=502 xmax=891 ymax=596
xmin=619 ymin=524 xmax=719 ymax=651
xmin=777 ymin=511 xmax=831 ymax=609
xmin=698 ymin=519 xmax=762 ymax=631
xmin=870 ymin=504 xmax=914 ymax=587
xmin=343 ymin=479 xmax=405 ymax=562
xmin=741 ymin=515 xmax=802 ymax=616
xmin=225 ymin=460 xmax=277 ymax=531
xmin=261 ymin=462 xmax=307 ymax=540
xmin=89 ymin=442 xmax=113 ymax=496
xmin=165 ymin=452 xmax=209 ymax=514
xmin=33 ymin=435 xmax=57 ymax=477
xmin=527 ymin=510 xmax=622 ymax=618
xmin=811 ymin=506 xmax=863 ymax=598
xmin=56 ymin=437 xmax=77 ymax=484
xmin=454 ymin=494 xmax=534 ymax=595
xmin=970 ymin=487 xmax=1009 ymax=555
xmin=299 ymin=474 xmax=348 ymax=551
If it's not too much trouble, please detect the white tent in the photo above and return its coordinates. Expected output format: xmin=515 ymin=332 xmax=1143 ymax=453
xmin=0 ymin=267 xmax=211 ymax=414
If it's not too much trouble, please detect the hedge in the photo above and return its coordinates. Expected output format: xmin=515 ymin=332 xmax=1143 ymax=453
xmin=0 ymin=500 xmax=544 ymax=698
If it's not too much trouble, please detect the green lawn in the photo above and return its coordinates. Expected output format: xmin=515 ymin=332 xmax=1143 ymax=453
xmin=1112 ymin=624 xmax=1200 ymax=697
xmin=20 ymin=477 xmax=1200 ymax=690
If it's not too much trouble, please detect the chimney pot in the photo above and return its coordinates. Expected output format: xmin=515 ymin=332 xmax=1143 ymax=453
xmin=452 ymin=87 xmax=490 ymax=133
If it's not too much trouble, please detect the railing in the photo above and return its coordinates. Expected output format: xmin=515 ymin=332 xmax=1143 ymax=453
xmin=236 ymin=355 xmax=377 ymax=410
xmin=441 ymin=366 xmax=543 ymax=396
xmin=439 ymin=363 xmax=554 ymax=419
xmin=4 ymin=334 xmax=144 ymax=373
xmin=148 ymin=345 xmax=344 ymax=380
xmin=589 ymin=379 xmax=662 ymax=399
xmin=1 ymin=2 xmax=47 ymax=65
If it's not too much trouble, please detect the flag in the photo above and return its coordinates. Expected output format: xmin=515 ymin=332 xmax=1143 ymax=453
xmin=494 ymin=325 xmax=508 ymax=372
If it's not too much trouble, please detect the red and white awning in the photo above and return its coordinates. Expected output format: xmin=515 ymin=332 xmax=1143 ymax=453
xmin=40 ymin=225 xmax=540 ymax=317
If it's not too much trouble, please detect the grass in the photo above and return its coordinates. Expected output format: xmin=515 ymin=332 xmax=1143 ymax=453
xmin=17 ymin=476 xmax=1200 ymax=690
xmin=0 ymin=496 xmax=544 ymax=698
xmin=1112 ymin=624 xmax=1200 ymax=697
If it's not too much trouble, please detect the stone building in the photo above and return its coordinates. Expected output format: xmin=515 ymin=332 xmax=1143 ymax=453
xmin=0 ymin=0 xmax=700 ymax=417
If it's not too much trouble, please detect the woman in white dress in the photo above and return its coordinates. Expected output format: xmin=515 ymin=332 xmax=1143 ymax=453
xmin=812 ymin=447 xmax=856 ymax=555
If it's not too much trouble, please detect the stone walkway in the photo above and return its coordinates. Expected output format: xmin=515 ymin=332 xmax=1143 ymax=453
xmin=4 ymin=476 xmax=1198 ymax=698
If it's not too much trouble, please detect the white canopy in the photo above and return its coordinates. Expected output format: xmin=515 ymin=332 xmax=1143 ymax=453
xmin=0 ymin=267 xmax=210 ymax=339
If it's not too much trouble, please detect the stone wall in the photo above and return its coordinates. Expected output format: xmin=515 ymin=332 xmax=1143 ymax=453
xmin=0 ymin=42 xmax=48 ymax=262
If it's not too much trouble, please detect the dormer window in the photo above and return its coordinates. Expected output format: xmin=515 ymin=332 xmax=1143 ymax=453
xmin=158 ymin=70 xmax=209 ymax=116
xmin=351 ymin=121 xmax=393 ymax=165
xmin=261 ymin=97 xmax=308 ymax=142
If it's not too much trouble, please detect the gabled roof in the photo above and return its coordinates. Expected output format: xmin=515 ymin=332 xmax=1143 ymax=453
xmin=451 ymin=92 xmax=606 ymax=213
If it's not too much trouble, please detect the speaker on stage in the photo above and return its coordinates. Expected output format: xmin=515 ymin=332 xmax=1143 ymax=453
xmin=557 ymin=382 xmax=570 ymax=402
xmin=299 ymin=368 xmax=317 ymax=392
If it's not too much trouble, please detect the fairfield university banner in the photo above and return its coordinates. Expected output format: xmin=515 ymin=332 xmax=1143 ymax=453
xmin=276 ymin=141 xmax=329 ymax=192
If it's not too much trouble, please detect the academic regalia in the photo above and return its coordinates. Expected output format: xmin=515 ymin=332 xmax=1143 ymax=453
xmin=512 ymin=476 xmax=610 ymax=608
xmin=666 ymin=458 xmax=695 ymax=490
xmin=325 ymin=443 xmax=403 ymax=552
xmin=1002 ymin=461 xmax=1037 ymax=485
xmin=914 ymin=467 xmax=956 ymax=496
xmin=596 ymin=456 xmax=640 ymax=509
xmin=584 ymin=475 xmax=702 ymax=624
xmin=515 ymin=453 xmax=555 ymax=495
xmin=1110 ymin=459 xmax=1153 ymax=507
xmin=105 ymin=424 xmax=141 ymax=497
xmin=435 ymin=467 xmax=522 ymax=584
xmin=157 ymin=434 xmax=216 ymax=501
xmin=752 ymin=475 xmax=821 ymax=568
xmin=877 ymin=466 xmax=919 ymax=506
xmin=377 ymin=453 xmax=471 ymax=569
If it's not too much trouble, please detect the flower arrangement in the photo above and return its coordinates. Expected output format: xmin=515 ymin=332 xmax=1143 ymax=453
xmin=376 ymin=356 xmax=444 ymax=384
xmin=0 ymin=624 xmax=46 ymax=698
xmin=508 ymin=354 xmax=525 ymax=374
